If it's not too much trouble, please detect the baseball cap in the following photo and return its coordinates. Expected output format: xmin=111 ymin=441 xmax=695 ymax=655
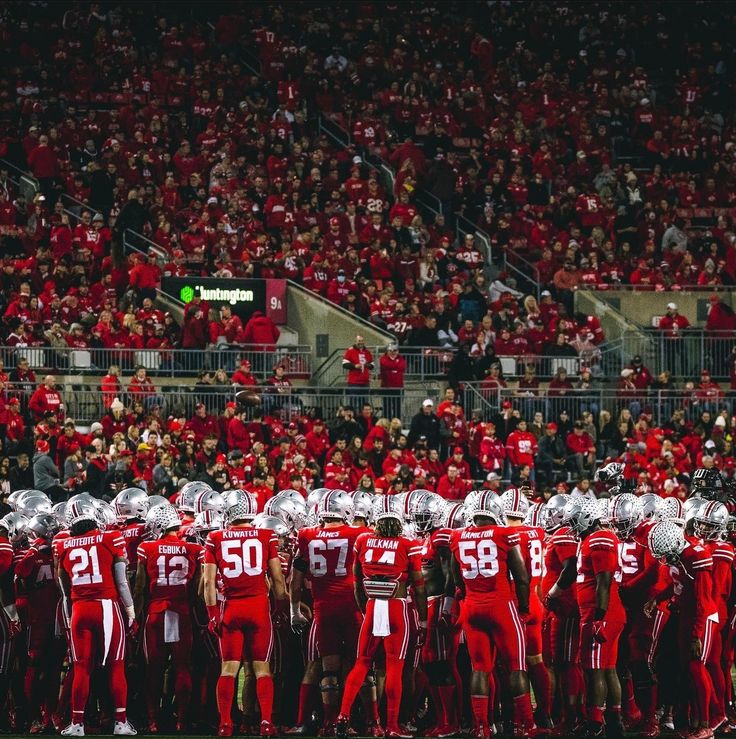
xmin=137 ymin=443 xmax=151 ymax=452
xmin=422 ymin=399 xmax=434 ymax=407
xmin=229 ymin=449 xmax=244 ymax=460
xmin=546 ymin=422 xmax=558 ymax=431
xmin=36 ymin=439 xmax=50 ymax=454
xmin=486 ymin=472 xmax=500 ymax=482
xmin=8 ymin=398 xmax=19 ymax=406
xmin=502 ymin=400 xmax=513 ymax=409
xmin=453 ymin=446 xmax=464 ymax=455
xmin=216 ymin=454 xmax=228 ymax=464
xmin=702 ymin=368 xmax=711 ymax=376
xmin=667 ymin=302 xmax=677 ymax=310
xmin=225 ymin=401 xmax=237 ymax=409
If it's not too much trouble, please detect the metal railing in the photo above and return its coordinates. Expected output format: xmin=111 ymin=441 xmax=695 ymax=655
xmin=628 ymin=329 xmax=736 ymax=380
xmin=0 ymin=158 xmax=40 ymax=201
xmin=1 ymin=383 xmax=440 ymax=427
xmin=0 ymin=345 xmax=312 ymax=378
xmin=503 ymin=246 xmax=541 ymax=300
xmin=461 ymin=385 xmax=736 ymax=427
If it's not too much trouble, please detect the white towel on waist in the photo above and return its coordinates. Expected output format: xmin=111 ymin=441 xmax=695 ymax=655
xmin=164 ymin=610 xmax=180 ymax=643
xmin=372 ymin=599 xmax=391 ymax=637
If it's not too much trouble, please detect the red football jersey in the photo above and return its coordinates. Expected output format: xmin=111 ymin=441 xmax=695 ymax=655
xmin=669 ymin=536 xmax=716 ymax=637
xmin=354 ymin=532 xmax=421 ymax=585
xmin=451 ymin=525 xmax=520 ymax=601
xmin=204 ymin=526 xmax=278 ymax=599
xmin=296 ymin=524 xmax=368 ymax=601
xmin=709 ymin=540 xmax=734 ymax=618
xmin=137 ymin=537 xmax=203 ymax=612
xmin=616 ymin=535 xmax=655 ymax=590
xmin=118 ymin=522 xmax=146 ymax=570
xmin=58 ymin=529 xmax=127 ymax=601
xmin=576 ymin=529 xmax=626 ymax=622
xmin=0 ymin=536 xmax=13 ymax=576
xmin=516 ymin=525 xmax=545 ymax=593
xmin=15 ymin=545 xmax=58 ymax=618
xmin=542 ymin=526 xmax=578 ymax=608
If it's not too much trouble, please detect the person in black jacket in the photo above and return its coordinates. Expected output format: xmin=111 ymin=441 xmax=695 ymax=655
xmin=83 ymin=445 xmax=109 ymax=499
xmin=9 ymin=452 xmax=34 ymax=492
xmin=408 ymin=399 xmax=441 ymax=449
xmin=535 ymin=422 xmax=568 ymax=487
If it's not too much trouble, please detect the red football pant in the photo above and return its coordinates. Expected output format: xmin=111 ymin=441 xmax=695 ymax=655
xmin=68 ymin=600 xmax=127 ymax=723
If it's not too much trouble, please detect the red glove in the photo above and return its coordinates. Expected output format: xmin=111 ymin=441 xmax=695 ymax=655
xmin=519 ymin=610 xmax=531 ymax=626
xmin=591 ymin=620 xmax=607 ymax=643
xmin=207 ymin=604 xmax=221 ymax=636
xmin=127 ymin=618 xmax=139 ymax=639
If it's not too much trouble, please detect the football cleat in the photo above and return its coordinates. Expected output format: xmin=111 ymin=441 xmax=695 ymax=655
xmin=218 ymin=725 xmax=234 ymax=737
xmin=61 ymin=724 xmax=85 ymax=737
xmin=285 ymin=726 xmax=310 ymax=735
xmin=468 ymin=723 xmax=490 ymax=739
xmin=261 ymin=720 xmax=280 ymax=737
xmin=113 ymin=721 xmax=137 ymax=736
xmin=336 ymin=715 xmax=351 ymax=738
xmin=365 ymin=722 xmax=385 ymax=737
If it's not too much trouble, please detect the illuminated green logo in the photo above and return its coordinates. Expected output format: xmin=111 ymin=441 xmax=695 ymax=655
xmin=180 ymin=285 xmax=195 ymax=303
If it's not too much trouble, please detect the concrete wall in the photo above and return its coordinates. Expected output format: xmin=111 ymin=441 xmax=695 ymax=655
xmin=286 ymin=282 xmax=394 ymax=369
xmin=590 ymin=290 xmax=734 ymax=328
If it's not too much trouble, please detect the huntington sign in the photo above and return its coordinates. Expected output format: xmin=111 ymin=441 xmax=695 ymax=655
xmin=162 ymin=277 xmax=287 ymax=323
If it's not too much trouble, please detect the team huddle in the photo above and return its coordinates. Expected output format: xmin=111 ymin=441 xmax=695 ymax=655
xmin=0 ymin=465 xmax=733 ymax=739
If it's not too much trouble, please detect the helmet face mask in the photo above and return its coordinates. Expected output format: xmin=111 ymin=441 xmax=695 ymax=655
xmin=541 ymin=494 xmax=569 ymax=532
xmin=410 ymin=492 xmax=445 ymax=532
xmin=693 ymin=500 xmax=729 ymax=541
xmin=565 ymin=497 xmax=601 ymax=536
xmin=609 ymin=493 xmax=641 ymax=540
xmin=691 ymin=467 xmax=726 ymax=502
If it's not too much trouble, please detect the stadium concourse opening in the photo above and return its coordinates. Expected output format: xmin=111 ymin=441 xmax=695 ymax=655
xmin=1 ymin=2 xmax=736 ymax=738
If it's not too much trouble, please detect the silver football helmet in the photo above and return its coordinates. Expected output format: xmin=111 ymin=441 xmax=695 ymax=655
xmin=66 ymin=499 xmax=99 ymax=527
xmin=277 ymin=489 xmax=307 ymax=504
xmin=51 ymin=502 xmax=67 ymax=528
xmin=565 ymin=496 xmax=602 ymax=536
xmin=524 ymin=502 xmax=544 ymax=528
xmin=264 ymin=495 xmax=303 ymax=530
xmin=193 ymin=509 xmax=224 ymax=539
xmin=648 ymin=520 xmax=687 ymax=564
xmin=683 ymin=496 xmax=707 ymax=523
xmin=26 ymin=513 xmax=60 ymax=541
xmin=500 ymin=487 xmax=530 ymax=520
xmin=8 ymin=489 xmax=45 ymax=511
xmin=658 ymin=497 xmax=685 ymax=526
xmin=194 ymin=489 xmax=227 ymax=515
xmin=93 ymin=500 xmax=117 ymax=530
xmin=470 ymin=491 xmax=504 ymax=525
xmin=541 ymin=494 xmax=569 ymax=532
xmin=253 ymin=513 xmax=290 ymax=538
xmin=411 ymin=492 xmax=446 ymax=533
xmin=146 ymin=495 xmax=169 ymax=508
xmin=639 ymin=493 xmax=662 ymax=521
xmin=315 ymin=490 xmax=354 ymax=524
xmin=609 ymin=494 xmax=641 ymax=539
xmin=0 ymin=512 xmax=28 ymax=544
xmin=372 ymin=495 xmax=403 ymax=523
xmin=178 ymin=481 xmax=212 ymax=513
xmin=350 ymin=490 xmax=374 ymax=524
xmin=15 ymin=493 xmax=52 ymax=518
xmin=307 ymin=487 xmax=331 ymax=509
xmin=147 ymin=503 xmax=182 ymax=539
xmin=693 ymin=500 xmax=729 ymax=541
xmin=443 ymin=502 xmax=469 ymax=529
xmin=113 ymin=487 xmax=150 ymax=522
xmin=224 ymin=495 xmax=258 ymax=526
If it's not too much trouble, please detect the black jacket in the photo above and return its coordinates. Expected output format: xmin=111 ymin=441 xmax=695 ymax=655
xmin=408 ymin=411 xmax=441 ymax=449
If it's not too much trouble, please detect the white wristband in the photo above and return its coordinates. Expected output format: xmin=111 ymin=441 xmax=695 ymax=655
xmin=290 ymin=602 xmax=302 ymax=618
xmin=124 ymin=605 xmax=135 ymax=621
xmin=3 ymin=604 xmax=18 ymax=621
xmin=548 ymin=584 xmax=562 ymax=599
xmin=441 ymin=596 xmax=455 ymax=615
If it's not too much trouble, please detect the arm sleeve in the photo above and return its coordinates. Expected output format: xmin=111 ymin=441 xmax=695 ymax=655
xmin=113 ymin=560 xmax=134 ymax=612
xmin=692 ymin=569 xmax=713 ymax=639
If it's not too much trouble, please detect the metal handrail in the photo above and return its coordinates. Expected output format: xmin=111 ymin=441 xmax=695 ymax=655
xmin=0 ymin=344 xmax=313 ymax=378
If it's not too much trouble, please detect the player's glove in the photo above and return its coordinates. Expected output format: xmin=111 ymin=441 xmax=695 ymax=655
xmin=207 ymin=604 xmax=221 ymax=636
xmin=438 ymin=595 xmax=455 ymax=630
xmin=128 ymin=618 xmax=139 ymax=639
xmin=290 ymin=604 xmax=309 ymax=634
xmin=4 ymin=606 xmax=20 ymax=637
xmin=542 ymin=594 xmax=559 ymax=613
xmin=591 ymin=620 xmax=607 ymax=644
xmin=417 ymin=620 xmax=427 ymax=647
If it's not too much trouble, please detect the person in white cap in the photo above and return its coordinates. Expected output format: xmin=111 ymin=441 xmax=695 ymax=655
xmin=408 ymin=398 xmax=441 ymax=450
xmin=659 ymin=302 xmax=690 ymax=376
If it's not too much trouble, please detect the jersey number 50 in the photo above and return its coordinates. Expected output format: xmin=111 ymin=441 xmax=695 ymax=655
xmin=221 ymin=540 xmax=263 ymax=578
